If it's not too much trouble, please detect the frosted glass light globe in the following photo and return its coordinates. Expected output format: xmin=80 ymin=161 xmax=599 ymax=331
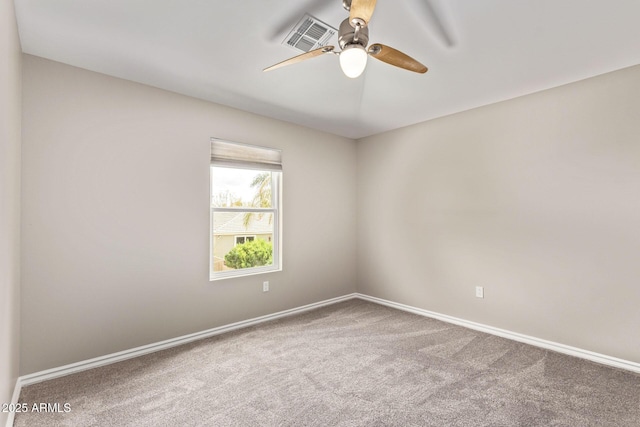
xmin=339 ymin=44 xmax=368 ymax=78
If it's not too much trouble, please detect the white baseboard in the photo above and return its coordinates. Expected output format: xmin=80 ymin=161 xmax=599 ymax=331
xmin=355 ymin=293 xmax=640 ymax=374
xmin=4 ymin=377 xmax=22 ymax=427
xmin=19 ymin=293 xmax=358 ymax=387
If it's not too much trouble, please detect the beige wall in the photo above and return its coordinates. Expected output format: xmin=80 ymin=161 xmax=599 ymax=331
xmin=357 ymin=64 xmax=640 ymax=363
xmin=20 ymin=55 xmax=357 ymax=374
xmin=17 ymin=50 xmax=640 ymax=375
xmin=0 ymin=0 xmax=22 ymax=423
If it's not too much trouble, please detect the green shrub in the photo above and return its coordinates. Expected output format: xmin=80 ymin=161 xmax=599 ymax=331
xmin=224 ymin=239 xmax=273 ymax=269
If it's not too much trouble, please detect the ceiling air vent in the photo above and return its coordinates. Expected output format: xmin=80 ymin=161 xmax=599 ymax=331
xmin=283 ymin=14 xmax=337 ymax=53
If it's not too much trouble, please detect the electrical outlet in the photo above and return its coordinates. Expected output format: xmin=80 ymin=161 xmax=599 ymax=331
xmin=475 ymin=286 xmax=484 ymax=298
xmin=263 ymin=281 xmax=269 ymax=292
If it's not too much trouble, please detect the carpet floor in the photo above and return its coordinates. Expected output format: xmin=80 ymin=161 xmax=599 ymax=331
xmin=14 ymin=299 xmax=640 ymax=426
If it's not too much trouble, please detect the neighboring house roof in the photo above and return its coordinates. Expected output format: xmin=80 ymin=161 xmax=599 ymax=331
xmin=213 ymin=211 xmax=273 ymax=235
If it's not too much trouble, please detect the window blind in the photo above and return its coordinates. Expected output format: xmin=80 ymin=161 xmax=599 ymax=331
xmin=211 ymin=138 xmax=282 ymax=171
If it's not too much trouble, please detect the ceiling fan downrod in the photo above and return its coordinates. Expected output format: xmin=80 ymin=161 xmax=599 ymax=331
xmin=338 ymin=18 xmax=369 ymax=49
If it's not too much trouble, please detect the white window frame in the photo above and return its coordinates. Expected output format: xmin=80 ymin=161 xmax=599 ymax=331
xmin=210 ymin=139 xmax=282 ymax=281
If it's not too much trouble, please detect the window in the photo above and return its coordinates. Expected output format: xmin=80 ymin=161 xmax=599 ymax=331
xmin=210 ymin=139 xmax=282 ymax=280
xmin=235 ymin=236 xmax=255 ymax=245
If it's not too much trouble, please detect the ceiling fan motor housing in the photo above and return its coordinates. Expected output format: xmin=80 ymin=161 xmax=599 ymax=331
xmin=338 ymin=18 xmax=369 ymax=49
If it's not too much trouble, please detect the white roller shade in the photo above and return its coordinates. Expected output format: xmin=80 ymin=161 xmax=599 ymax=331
xmin=211 ymin=138 xmax=282 ymax=171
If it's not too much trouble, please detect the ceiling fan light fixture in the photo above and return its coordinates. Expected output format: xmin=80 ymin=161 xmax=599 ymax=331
xmin=339 ymin=44 xmax=368 ymax=78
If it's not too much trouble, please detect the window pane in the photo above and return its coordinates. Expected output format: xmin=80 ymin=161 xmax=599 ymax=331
xmin=211 ymin=167 xmax=272 ymax=208
xmin=212 ymin=211 xmax=274 ymax=272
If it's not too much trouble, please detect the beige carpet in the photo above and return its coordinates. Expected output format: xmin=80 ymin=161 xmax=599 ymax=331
xmin=15 ymin=299 xmax=640 ymax=426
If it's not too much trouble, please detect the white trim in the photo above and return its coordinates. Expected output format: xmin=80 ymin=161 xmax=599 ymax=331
xmin=209 ymin=266 xmax=282 ymax=282
xmin=18 ymin=294 xmax=357 ymax=387
xmin=4 ymin=377 xmax=22 ymax=427
xmin=355 ymin=293 xmax=640 ymax=374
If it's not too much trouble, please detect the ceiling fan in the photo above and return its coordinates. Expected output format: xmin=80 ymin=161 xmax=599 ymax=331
xmin=263 ymin=0 xmax=428 ymax=78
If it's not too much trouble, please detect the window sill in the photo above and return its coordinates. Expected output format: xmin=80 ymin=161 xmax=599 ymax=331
xmin=209 ymin=266 xmax=282 ymax=282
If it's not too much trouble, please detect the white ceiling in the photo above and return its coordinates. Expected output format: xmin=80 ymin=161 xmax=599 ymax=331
xmin=14 ymin=0 xmax=640 ymax=139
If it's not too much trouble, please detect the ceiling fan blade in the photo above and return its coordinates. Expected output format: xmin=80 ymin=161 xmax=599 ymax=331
xmin=263 ymin=46 xmax=335 ymax=72
xmin=350 ymin=0 xmax=377 ymax=27
xmin=367 ymin=43 xmax=428 ymax=74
